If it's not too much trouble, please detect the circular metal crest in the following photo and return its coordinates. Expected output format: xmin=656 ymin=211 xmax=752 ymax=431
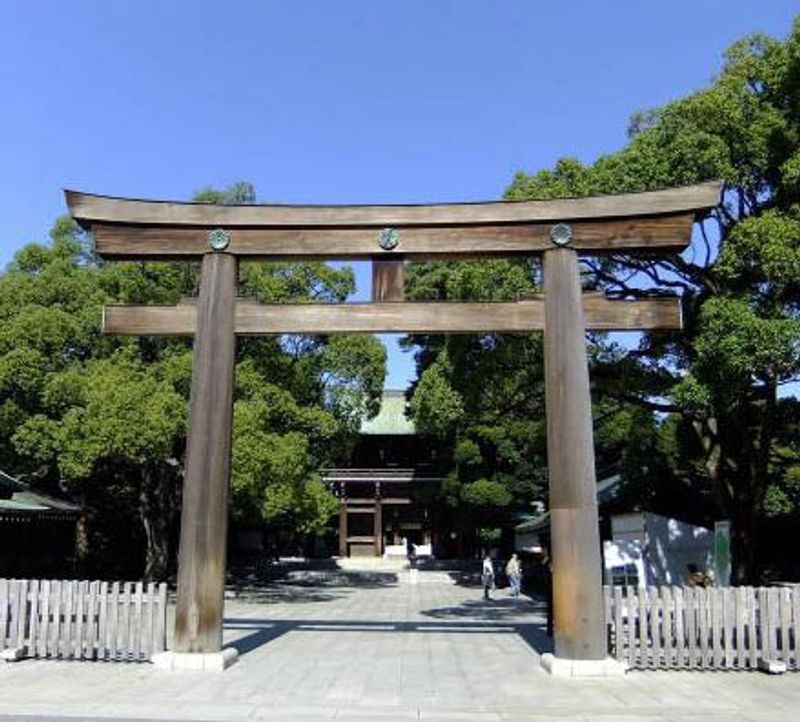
xmin=208 ymin=228 xmax=230 ymax=251
xmin=550 ymin=223 xmax=573 ymax=247
xmin=378 ymin=227 xmax=400 ymax=251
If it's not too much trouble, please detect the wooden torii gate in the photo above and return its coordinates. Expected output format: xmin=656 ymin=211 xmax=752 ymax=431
xmin=66 ymin=181 xmax=720 ymax=673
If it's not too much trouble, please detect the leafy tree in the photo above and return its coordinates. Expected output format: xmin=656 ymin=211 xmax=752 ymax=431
xmin=193 ymin=181 xmax=256 ymax=205
xmin=403 ymin=259 xmax=547 ymax=551
xmin=501 ymin=18 xmax=800 ymax=582
xmin=403 ymin=18 xmax=800 ymax=579
xmin=0 ymin=182 xmax=385 ymax=578
xmin=13 ymin=350 xmax=187 ymax=578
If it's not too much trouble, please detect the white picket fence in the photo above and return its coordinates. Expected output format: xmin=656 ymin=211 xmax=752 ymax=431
xmin=604 ymin=585 xmax=800 ymax=670
xmin=0 ymin=579 xmax=168 ymax=662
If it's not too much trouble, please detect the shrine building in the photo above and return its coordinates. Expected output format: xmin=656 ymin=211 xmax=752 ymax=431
xmin=324 ymin=390 xmax=447 ymax=558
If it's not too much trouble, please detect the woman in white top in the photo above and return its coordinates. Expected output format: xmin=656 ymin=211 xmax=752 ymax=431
xmin=506 ymin=553 xmax=521 ymax=597
xmin=482 ymin=554 xmax=494 ymax=599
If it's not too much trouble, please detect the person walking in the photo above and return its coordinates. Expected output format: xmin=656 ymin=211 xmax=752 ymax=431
xmin=506 ymin=553 xmax=521 ymax=597
xmin=541 ymin=542 xmax=554 ymax=637
xmin=482 ymin=553 xmax=495 ymax=600
xmin=408 ymin=542 xmax=419 ymax=584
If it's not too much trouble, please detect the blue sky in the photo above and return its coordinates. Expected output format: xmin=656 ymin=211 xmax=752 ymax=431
xmin=0 ymin=1 xmax=796 ymax=388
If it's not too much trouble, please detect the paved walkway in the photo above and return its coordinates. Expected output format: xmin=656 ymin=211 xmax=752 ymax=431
xmin=1 ymin=567 xmax=799 ymax=721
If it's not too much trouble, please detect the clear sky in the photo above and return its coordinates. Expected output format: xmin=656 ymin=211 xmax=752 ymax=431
xmin=0 ymin=1 xmax=796 ymax=388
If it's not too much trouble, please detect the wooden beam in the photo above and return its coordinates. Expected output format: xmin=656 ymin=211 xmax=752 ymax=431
xmin=102 ymin=297 xmax=682 ymax=336
xmin=372 ymin=260 xmax=405 ymax=301
xmin=339 ymin=502 xmax=347 ymax=558
xmin=89 ymin=213 xmax=698 ymax=259
xmin=173 ymin=253 xmax=237 ymax=654
xmin=374 ymin=499 xmax=383 ymax=557
xmin=543 ymin=247 xmax=607 ymax=660
xmin=66 ymin=181 xmax=721 ymax=228
xmin=102 ymin=305 xmax=197 ymax=335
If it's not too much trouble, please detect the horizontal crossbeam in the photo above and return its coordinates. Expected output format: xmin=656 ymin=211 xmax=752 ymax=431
xmin=89 ymin=214 xmax=697 ymax=259
xmin=102 ymin=297 xmax=681 ymax=336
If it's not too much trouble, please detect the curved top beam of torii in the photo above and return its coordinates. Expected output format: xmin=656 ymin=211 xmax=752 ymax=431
xmin=65 ymin=181 xmax=721 ymax=260
xmin=66 ymin=181 xmax=720 ymax=227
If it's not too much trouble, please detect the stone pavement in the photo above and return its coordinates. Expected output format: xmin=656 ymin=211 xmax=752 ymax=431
xmin=1 ymin=566 xmax=799 ymax=721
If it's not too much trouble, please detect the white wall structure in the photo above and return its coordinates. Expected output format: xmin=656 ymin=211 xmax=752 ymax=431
xmin=603 ymin=512 xmax=717 ymax=587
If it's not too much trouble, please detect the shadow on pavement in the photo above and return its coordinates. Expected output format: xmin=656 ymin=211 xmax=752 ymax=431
xmin=420 ymin=595 xmax=553 ymax=655
xmin=226 ymin=567 xmax=400 ymax=604
xmin=225 ymin=599 xmax=553 ymax=658
xmin=421 ymin=595 xmax=543 ymax=620
xmin=227 ymin=586 xmax=346 ymax=604
xmin=224 ymin=560 xmax=553 ymax=658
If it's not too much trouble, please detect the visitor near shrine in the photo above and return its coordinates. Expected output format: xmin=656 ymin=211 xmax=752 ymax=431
xmin=506 ymin=553 xmax=521 ymax=597
xmin=482 ymin=554 xmax=495 ymax=599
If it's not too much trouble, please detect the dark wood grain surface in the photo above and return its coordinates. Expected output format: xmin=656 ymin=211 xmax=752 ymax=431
xmin=173 ymin=253 xmax=237 ymax=654
xmin=543 ymin=247 xmax=608 ymax=660
xmin=67 ymin=181 xmax=721 ymax=227
xmin=102 ymin=296 xmax=682 ymax=335
xmin=90 ymin=213 xmax=697 ymax=259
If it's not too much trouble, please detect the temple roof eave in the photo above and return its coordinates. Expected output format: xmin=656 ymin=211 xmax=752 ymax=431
xmin=322 ymin=468 xmax=444 ymax=484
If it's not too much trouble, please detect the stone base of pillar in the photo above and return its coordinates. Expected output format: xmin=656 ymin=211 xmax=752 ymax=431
xmin=540 ymin=653 xmax=627 ymax=678
xmin=151 ymin=648 xmax=239 ymax=672
xmin=758 ymin=658 xmax=787 ymax=674
xmin=1 ymin=646 xmax=26 ymax=662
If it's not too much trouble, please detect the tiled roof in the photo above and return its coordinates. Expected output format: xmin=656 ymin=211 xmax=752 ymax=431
xmin=514 ymin=474 xmax=623 ymax=533
xmin=0 ymin=468 xmax=25 ymax=493
xmin=0 ymin=469 xmax=79 ymax=519
xmin=359 ymin=390 xmax=415 ymax=436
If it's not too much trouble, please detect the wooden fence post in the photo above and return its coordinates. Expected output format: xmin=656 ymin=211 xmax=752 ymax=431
xmin=602 ymin=584 xmax=798 ymax=671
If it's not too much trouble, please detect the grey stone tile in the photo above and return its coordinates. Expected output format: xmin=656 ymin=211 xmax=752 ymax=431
xmin=1 ymin=569 xmax=800 ymax=722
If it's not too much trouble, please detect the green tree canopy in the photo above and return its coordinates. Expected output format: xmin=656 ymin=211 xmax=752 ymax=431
xmin=506 ymin=19 xmax=800 ymax=582
xmin=406 ymin=18 xmax=800 ymax=580
xmin=0 ymin=182 xmax=385 ymax=578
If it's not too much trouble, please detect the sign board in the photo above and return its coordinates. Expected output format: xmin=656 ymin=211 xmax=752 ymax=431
xmin=714 ymin=520 xmax=732 ymax=586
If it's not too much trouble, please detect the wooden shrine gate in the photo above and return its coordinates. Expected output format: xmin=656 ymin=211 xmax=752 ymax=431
xmin=67 ymin=181 xmax=720 ymax=669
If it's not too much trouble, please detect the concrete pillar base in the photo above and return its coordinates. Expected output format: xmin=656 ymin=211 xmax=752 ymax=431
xmin=151 ymin=648 xmax=239 ymax=672
xmin=1 ymin=646 xmax=26 ymax=662
xmin=540 ymin=653 xmax=627 ymax=678
xmin=758 ymin=658 xmax=787 ymax=674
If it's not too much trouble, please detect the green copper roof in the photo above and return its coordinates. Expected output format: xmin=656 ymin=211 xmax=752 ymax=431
xmin=0 ymin=469 xmax=25 ymax=493
xmin=360 ymin=390 xmax=415 ymax=435
xmin=0 ymin=499 xmax=49 ymax=512
xmin=0 ymin=468 xmax=79 ymax=517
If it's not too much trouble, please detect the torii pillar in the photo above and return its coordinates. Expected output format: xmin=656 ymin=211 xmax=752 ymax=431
xmin=541 ymin=245 xmax=609 ymax=671
xmin=173 ymin=252 xmax=237 ymax=658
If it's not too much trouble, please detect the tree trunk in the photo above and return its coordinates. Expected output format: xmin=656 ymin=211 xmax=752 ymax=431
xmin=694 ymin=412 xmax=761 ymax=585
xmin=712 ymin=382 xmax=775 ymax=586
xmin=139 ymin=465 xmax=177 ymax=582
xmin=73 ymin=492 xmax=90 ymax=577
xmin=730 ymin=504 xmax=758 ymax=584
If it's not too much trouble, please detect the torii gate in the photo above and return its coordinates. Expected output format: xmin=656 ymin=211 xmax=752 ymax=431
xmin=66 ymin=181 xmax=720 ymax=674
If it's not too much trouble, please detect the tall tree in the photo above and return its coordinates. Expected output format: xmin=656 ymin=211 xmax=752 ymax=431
xmin=404 ymin=19 xmax=800 ymax=579
xmin=1 ymin=182 xmax=385 ymax=578
xmin=403 ymin=259 xmax=547 ymax=550
xmin=503 ymin=19 xmax=800 ymax=582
